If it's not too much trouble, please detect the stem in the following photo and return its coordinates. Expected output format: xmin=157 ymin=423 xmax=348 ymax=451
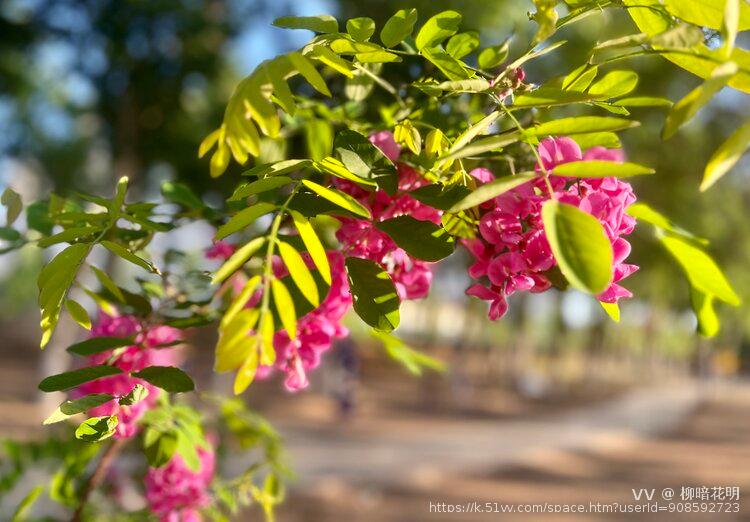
xmin=499 ymin=104 xmax=555 ymax=199
xmin=71 ymin=438 xmax=126 ymax=522
xmin=259 ymin=186 xmax=300 ymax=318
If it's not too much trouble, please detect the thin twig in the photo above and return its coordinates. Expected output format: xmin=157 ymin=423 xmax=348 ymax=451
xmin=71 ymin=438 xmax=126 ymax=522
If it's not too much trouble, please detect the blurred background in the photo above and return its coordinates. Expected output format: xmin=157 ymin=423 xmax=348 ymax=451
xmin=1 ymin=0 xmax=749 ymax=520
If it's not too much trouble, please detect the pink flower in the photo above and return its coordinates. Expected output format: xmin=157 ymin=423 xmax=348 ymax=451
xmin=76 ymin=314 xmax=182 ymax=439
xmin=369 ymin=130 xmax=401 ymax=162
xmin=464 ymin=141 xmax=639 ymax=319
xmin=205 ymin=241 xmax=236 ymax=261
xmin=537 ymin=137 xmax=582 ymax=172
xmin=469 ymin=167 xmax=494 ymax=184
xmin=262 ymin=252 xmax=352 ymax=392
xmin=145 ymin=444 xmax=215 ymax=522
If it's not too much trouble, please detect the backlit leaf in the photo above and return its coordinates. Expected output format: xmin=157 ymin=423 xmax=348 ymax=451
xmin=542 ymin=200 xmax=614 ymax=294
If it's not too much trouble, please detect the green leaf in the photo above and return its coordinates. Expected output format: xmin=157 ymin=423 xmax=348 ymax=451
xmin=133 ymin=366 xmax=196 ymax=393
xmin=272 ymin=14 xmax=337 ymax=33
xmin=288 ymin=52 xmax=331 ymax=97
xmin=90 ymin=265 xmax=125 ymax=303
xmin=722 ymin=0 xmax=740 ymax=56
xmin=215 ymin=202 xmax=276 ymax=241
xmin=66 ymin=336 xmax=133 ymax=356
xmin=690 ymin=288 xmax=720 ymax=337
xmin=659 ymin=233 xmax=740 ymax=306
xmin=446 ymin=31 xmax=479 ymax=59
xmin=662 ymin=61 xmax=738 ymax=139
xmin=271 ymin=278 xmax=297 ymax=340
xmin=301 ymin=180 xmax=372 ymax=219
xmin=10 ymin=485 xmax=43 ymax=522
xmin=39 ymin=365 xmax=123 ymax=392
xmin=529 ymin=116 xmax=639 ymax=136
xmin=375 ymin=216 xmax=455 ymax=262
xmin=112 ymin=176 xmax=129 ymax=212
xmin=415 ymin=10 xmax=462 ymax=50
xmin=552 ymin=160 xmax=655 ymax=178
xmin=662 ymin=0 xmax=750 ymax=31
xmin=38 ymin=243 xmax=90 ymax=348
xmin=345 ymin=257 xmax=400 ymax=332
xmin=310 ymin=45 xmax=354 ymax=78
xmin=278 ymin=240 xmax=320 ymax=307
xmin=0 ymin=226 xmax=20 ymax=241
xmin=562 ymin=64 xmax=598 ymax=91
xmin=43 ymin=393 xmax=114 ymax=424
xmin=380 ymin=8 xmax=418 ymax=48
xmin=289 ymin=210 xmax=331 ymax=285
xmin=450 ymin=111 xmax=500 ymax=153
xmin=626 ymin=202 xmax=707 ymax=243
xmin=265 ymin=58 xmax=296 ymax=116
xmin=513 ymin=87 xmax=602 ymax=107
xmin=241 ymin=159 xmax=312 ymax=178
xmin=439 ymin=131 xmax=521 ymax=162
xmin=612 ymin=97 xmax=673 ymax=107
xmin=701 ymin=118 xmax=750 ymax=191
xmin=119 ymin=384 xmax=149 ymax=406
xmin=347 ymin=17 xmax=375 ymax=41
xmin=101 ymin=241 xmax=158 ymax=274
xmin=161 ymin=181 xmax=205 ymax=209
xmin=37 ymin=226 xmax=101 ymax=248
xmin=542 ymin=200 xmax=614 ymax=294
xmin=305 ymin=119 xmax=334 ymax=161
xmin=449 ymin=173 xmax=536 ymax=212
xmin=409 ymin=184 xmax=472 ymax=211
xmin=421 ymin=47 xmax=471 ymax=81
xmin=588 ymin=70 xmax=639 ymax=98
xmin=2 ymin=188 xmax=22 ymax=227
xmin=315 ymin=156 xmax=377 ymax=187
xmin=144 ymin=428 xmax=178 ymax=467
xmin=478 ymin=40 xmax=510 ymax=69
xmin=65 ymin=299 xmax=91 ymax=330
xmin=230 ymin=177 xmax=293 ymax=202
xmin=75 ymin=415 xmax=118 ymax=442
xmin=212 ymin=237 xmax=266 ymax=285
xmin=573 ymin=132 xmax=622 ymax=150
xmin=371 ymin=330 xmax=446 ymax=375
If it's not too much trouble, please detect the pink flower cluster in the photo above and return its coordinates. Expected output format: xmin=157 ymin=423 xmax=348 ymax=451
xmin=76 ymin=314 xmax=182 ymax=438
xmin=335 ymin=131 xmax=440 ymax=300
xmin=263 ymin=251 xmax=352 ymax=392
xmin=465 ymin=137 xmax=638 ymax=319
xmin=145 ymin=445 xmax=215 ymax=522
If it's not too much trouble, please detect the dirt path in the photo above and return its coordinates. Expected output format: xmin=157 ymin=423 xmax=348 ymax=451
xmin=277 ymin=381 xmax=750 ymax=521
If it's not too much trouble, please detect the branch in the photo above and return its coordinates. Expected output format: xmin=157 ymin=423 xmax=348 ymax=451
xmin=71 ymin=438 xmax=126 ymax=522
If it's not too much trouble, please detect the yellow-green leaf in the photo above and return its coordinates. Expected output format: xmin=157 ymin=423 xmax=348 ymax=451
xmin=271 ymin=279 xmax=297 ymax=340
xmin=215 ymin=202 xmax=276 ymax=240
xmin=301 ymin=179 xmax=372 ymax=219
xmin=65 ymin=299 xmax=91 ymax=330
xmin=701 ymin=118 xmax=750 ymax=191
xmin=662 ymin=61 xmax=738 ymax=140
xmin=289 ymin=210 xmax=331 ymax=284
xmin=221 ymin=275 xmax=261 ymax=329
xmin=278 ymin=240 xmax=319 ymax=307
xmin=288 ymin=51 xmax=331 ymax=96
xmin=233 ymin=341 xmax=259 ymax=394
xmin=213 ymin=237 xmax=266 ymax=285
